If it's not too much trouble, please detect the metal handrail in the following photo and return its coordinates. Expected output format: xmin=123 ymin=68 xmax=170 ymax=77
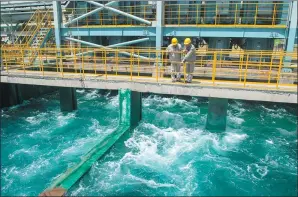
xmin=14 ymin=9 xmax=39 ymax=44
xmin=1 ymin=47 xmax=297 ymax=91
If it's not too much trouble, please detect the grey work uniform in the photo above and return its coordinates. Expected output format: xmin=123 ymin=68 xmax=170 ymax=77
xmin=166 ymin=44 xmax=182 ymax=80
xmin=182 ymin=44 xmax=196 ymax=82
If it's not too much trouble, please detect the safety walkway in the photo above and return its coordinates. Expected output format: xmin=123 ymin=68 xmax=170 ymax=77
xmin=2 ymin=47 xmax=297 ymax=100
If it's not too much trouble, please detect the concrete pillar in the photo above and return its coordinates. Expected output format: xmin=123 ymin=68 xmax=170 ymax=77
xmin=0 ymin=84 xmax=57 ymax=108
xmin=0 ymin=84 xmax=23 ymax=108
xmin=119 ymin=89 xmax=142 ymax=128
xmin=59 ymin=87 xmax=77 ymax=112
xmin=206 ymin=97 xmax=228 ymax=131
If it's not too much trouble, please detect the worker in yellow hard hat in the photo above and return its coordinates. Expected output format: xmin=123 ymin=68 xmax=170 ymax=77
xmin=182 ymin=38 xmax=196 ymax=83
xmin=166 ymin=37 xmax=182 ymax=82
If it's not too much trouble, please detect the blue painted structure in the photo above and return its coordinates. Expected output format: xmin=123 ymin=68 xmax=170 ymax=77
xmin=61 ymin=27 xmax=287 ymax=38
xmin=55 ymin=1 xmax=297 ymax=54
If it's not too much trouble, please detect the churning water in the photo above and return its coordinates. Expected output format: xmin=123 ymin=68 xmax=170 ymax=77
xmin=1 ymin=90 xmax=297 ymax=196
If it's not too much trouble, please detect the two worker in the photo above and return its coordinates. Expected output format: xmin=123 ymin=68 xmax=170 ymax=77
xmin=166 ymin=37 xmax=196 ymax=83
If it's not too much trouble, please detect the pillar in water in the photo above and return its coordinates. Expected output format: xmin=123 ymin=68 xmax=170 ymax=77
xmin=119 ymin=89 xmax=142 ymax=128
xmin=59 ymin=87 xmax=77 ymax=112
xmin=206 ymin=97 xmax=228 ymax=131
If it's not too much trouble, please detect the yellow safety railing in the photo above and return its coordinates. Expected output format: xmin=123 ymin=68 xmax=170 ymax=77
xmin=1 ymin=47 xmax=297 ymax=91
xmin=14 ymin=10 xmax=39 ymax=45
xmin=63 ymin=2 xmax=289 ymax=28
xmin=165 ymin=2 xmax=289 ymax=27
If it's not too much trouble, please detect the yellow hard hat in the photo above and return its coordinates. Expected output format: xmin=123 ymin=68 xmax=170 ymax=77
xmin=171 ymin=38 xmax=178 ymax=45
xmin=184 ymin=38 xmax=191 ymax=45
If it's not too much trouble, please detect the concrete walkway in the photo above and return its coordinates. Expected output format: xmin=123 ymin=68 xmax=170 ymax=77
xmin=1 ymin=71 xmax=297 ymax=103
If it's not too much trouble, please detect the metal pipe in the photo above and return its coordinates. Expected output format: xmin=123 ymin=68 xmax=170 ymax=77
xmin=87 ymin=1 xmax=151 ymax=25
xmin=64 ymin=1 xmax=117 ymax=27
xmin=108 ymin=38 xmax=150 ymax=47
xmin=64 ymin=37 xmax=150 ymax=60
xmin=77 ymin=38 xmax=150 ymax=56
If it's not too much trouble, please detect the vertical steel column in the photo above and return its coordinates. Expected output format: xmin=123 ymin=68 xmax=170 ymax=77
xmin=53 ymin=1 xmax=77 ymax=112
xmin=53 ymin=1 xmax=62 ymax=47
xmin=154 ymin=0 xmax=164 ymax=77
xmin=156 ymin=1 xmax=164 ymax=51
xmin=283 ymin=1 xmax=297 ymax=73
xmin=285 ymin=1 xmax=297 ymax=53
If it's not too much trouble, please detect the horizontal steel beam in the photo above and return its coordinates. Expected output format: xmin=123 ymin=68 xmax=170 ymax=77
xmin=62 ymin=27 xmax=287 ymax=38
xmin=61 ymin=27 xmax=156 ymax=37
xmin=87 ymin=1 xmax=151 ymax=25
xmin=163 ymin=27 xmax=287 ymax=38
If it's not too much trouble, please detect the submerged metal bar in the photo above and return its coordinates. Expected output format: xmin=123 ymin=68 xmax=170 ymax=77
xmin=87 ymin=1 xmax=152 ymax=25
xmin=64 ymin=1 xmax=117 ymax=27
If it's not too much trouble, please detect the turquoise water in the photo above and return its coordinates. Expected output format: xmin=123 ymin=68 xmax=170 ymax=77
xmin=1 ymin=90 xmax=297 ymax=196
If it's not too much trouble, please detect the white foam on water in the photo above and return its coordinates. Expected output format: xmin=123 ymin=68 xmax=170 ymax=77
xmin=9 ymin=100 xmax=30 ymax=110
xmin=277 ymin=128 xmax=296 ymax=136
xmin=143 ymin=95 xmax=198 ymax=110
xmin=223 ymin=132 xmax=248 ymax=144
xmin=89 ymin=118 xmax=104 ymax=134
xmin=126 ymin=173 xmax=179 ymax=189
xmin=228 ymin=116 xmax=245 ymax=125
xmin=229 ymin=101 xmax=246 ymax=115
xmin=181 ymin=111 xmax=200 ymax=116
xmin=8 ymin=145 xmax=39 ymax=159
xmin=71 ymin=181 xmax=90 ymax=196
xmin=2 ymin=113 xmax=10 ymax=118
xmin=266 ymin=139 xmax=274 ymax=144
xmin=260 ymin=105 xmax=288 ymax=119
xmin=106 ymin=95 xmax=119 ymax=108
xmin=247 ymin=163 xmax=269 ymax=180
xmin=28 ymin=127 xmax=52 ymax=139
xmin=84 ymin=90 xmax=100 ymax=100
xmin=260 ymin=105 xmax=275 ymax=113
xmin=57 ymin=112 xmax=76 ymax=127
xmin=76 ymin=89 xmax=85 ymax=94
xmin=9 ymin=157 xmax=51 ymax=180
xmin=60 ymin=137 xmax=98 ymax=157
xmin=25 ymin=112 xmax=48 ymax=125
xmin=260 ymin=154 xmax=279 ymax=168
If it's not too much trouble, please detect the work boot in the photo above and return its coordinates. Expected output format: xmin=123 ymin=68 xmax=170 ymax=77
xmin=172 ymin=78 xmax=176 ymax=82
